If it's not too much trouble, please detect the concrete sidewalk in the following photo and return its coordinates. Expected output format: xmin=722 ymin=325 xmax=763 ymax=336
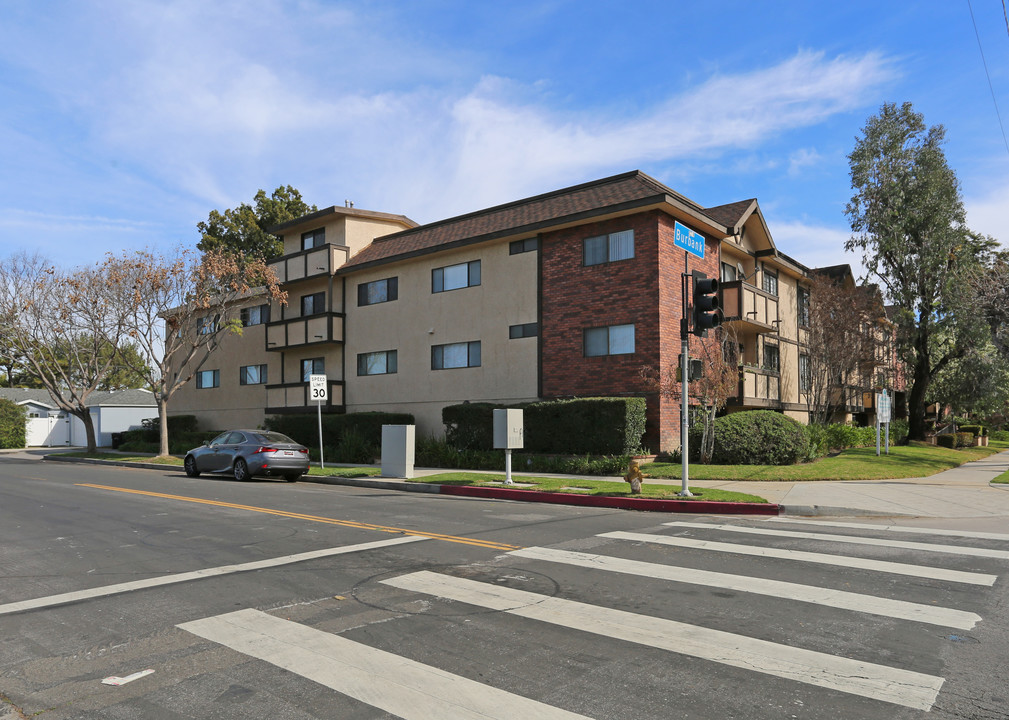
xmin=11 ymin=447 xmax=1009 ymax=522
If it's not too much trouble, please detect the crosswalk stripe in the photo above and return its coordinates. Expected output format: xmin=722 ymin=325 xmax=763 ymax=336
xmin=0 ymin=536 xmax=426 ymax=616
xmin=765 ymin=517 xmax=1009 ymax=542
xmin=509 ymin=546 xmax=980 ymax=629
xmin=664 ymin=521 xmax=1009 ymax=560
xmin=179 ymin=608 xmax=592 ymax=720
xmin=382 ymin=571 xmax=945 ymax=711
xmin=600 ymin=531 xmax=997 ymax=586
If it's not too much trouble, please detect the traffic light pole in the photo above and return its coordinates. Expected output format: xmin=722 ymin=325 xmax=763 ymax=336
xmin=680 ymin=252 xmax=692 ymax=497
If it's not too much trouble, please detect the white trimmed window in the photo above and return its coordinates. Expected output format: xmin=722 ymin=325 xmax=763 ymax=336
xmin=584 ymin=324 xmax=635 ymax=356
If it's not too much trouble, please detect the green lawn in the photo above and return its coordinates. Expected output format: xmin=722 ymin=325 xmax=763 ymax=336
xmin=407 ymin=472 xmax=769 ymax=503
xmin=644 ymin=443 xmax=1007 ymax=482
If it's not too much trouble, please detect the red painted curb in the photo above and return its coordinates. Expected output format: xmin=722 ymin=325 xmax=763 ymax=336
xmin=438 ymin=485 xmax=780 ymax=515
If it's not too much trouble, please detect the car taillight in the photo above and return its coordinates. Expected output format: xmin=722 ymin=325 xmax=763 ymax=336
xmin=253 ymin=446 xmax=278 ymax=454
xmin=297 ymin=448 xmax=309 ymax=454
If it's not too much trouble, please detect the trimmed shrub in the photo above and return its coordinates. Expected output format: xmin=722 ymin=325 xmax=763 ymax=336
xmin=803 ymin=424 xmax=828 ymax=461
xmin=935 ymin=434 xmax=957 ymax=449
xmin=824 ymin=423 xmax=860 ymax=451
xmin=266 ymin=411 xmax=414 ymax=460
xmin=697 ymin=410 xmax=808 ymax=465
xmin=441 ymin=397 xmax=647 ymax=456
xmin=414 ymin=436 xmax=629 ymax=475
xmin=955 ymin=431 xmax=974 ymax=448
xmin=958 ymin=424 xmax=986 ymax=438
xmin=991 ymin=430 xmax=1009 ymax=442
xmin=0 ymin=399 xmax=27 ymax=449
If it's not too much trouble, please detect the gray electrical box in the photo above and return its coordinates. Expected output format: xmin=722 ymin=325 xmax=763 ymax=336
xmin=493 ymin=409 xmax=524 ymax=449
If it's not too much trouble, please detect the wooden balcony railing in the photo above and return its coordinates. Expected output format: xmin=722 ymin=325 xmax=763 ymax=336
xmin=268 ymin=244 xmax=350 ymax=285
xmin=266 ymin=312 xmax=344 ymax=351
xmin=720 ymin=281 xmax=779 ymax=334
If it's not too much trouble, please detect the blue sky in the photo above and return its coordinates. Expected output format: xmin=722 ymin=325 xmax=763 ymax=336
xmin=1 ymin=1 xmax=1007 ymax=280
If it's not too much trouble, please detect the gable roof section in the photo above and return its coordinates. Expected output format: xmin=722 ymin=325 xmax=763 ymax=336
xmin=338 ymin=171 xmax=732 ymax=274
xmin=269 ymin=205 xmax=417 ymax=235
xmin=0 ymin=388 xmax=156 ymax=408
xmin=705 ymin=199 xmax=757 ymax=231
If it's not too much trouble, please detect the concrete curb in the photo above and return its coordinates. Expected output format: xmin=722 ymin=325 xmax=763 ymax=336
xmin=779 ymin=504 xmax=914 ymax=518
xmin=42 ymin=454 xmax=781 ymax=515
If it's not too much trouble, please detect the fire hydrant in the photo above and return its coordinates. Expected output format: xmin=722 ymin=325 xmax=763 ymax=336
xmin=623 ymin=458 xmax=647 ymax=495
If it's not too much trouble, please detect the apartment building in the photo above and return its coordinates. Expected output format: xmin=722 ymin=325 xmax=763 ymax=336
xmin=169 ymin=171 xmax=903 ymax=452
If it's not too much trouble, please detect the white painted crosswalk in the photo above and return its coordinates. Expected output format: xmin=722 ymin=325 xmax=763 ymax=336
xmin=175 ymin=519 xmax=1009 ymax=717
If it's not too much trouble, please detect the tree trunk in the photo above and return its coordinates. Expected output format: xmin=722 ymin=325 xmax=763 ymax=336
xmin=74 ymin=407 xmax=97 ymax=453
xmin=907 ymin=338 xmax=932 ymax=441
xmin=158 ymin=395 xmax=170 ymax=458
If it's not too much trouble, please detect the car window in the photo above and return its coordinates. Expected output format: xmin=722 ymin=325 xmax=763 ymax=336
xmin=225 ymin=432 xmax=247 ymax=444
xmin=254 ymin=431 xmax=297 ymax=445
xmin=209 ymin=432 xmax=230 ymax=446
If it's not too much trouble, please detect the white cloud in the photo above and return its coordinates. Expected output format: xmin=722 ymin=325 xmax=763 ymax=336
xmin=966 ymin=183 xmax=1009 ymax=247
xmin=770 ymin=220 xmax=868 ymax=281
xmin=788 ymin=148 xmax=822 ymax=176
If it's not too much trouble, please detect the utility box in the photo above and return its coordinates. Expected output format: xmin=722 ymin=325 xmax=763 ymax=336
xmin=493 ymin=409 xmax=524 ymax=450
xmin=381 ymin=424 xmax=415 ymax=479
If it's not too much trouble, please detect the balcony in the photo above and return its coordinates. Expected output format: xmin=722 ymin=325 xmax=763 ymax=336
xmin=268 ymin=244 xmax=350 ymax=285
xmin=266 ymin=312 xmax=344 ymax=351
xmin=720 ymin=281 xmax=779 ymax=334
xmin=729 ymin=365 xmax=781 ymax=407
xmin=266 ymin=380 xmax=345 ymax=413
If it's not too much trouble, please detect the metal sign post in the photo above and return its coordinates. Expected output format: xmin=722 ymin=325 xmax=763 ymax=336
xmin=876 ymin=389 xmax=892 ymax=456
xmin=309 ymin=374 xmax=327 ymax=468
xmin=675 ymin=221 xmax=705 ymax=498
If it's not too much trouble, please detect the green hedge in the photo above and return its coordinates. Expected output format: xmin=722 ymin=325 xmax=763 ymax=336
xmin=266 ymin=411 xmax=415 ymax=463
xmin=415 ymin=436 xmax=629 ymax=475
xmin=442 ymin=397 xmax=647 ymax=455
xmin=935 ymin=434 xmax=956 ymax=449
xmin=958 ymin=424 xmax=987 ymax=437
xmin=691 ymin=410 xmax=808 ymax=465
xmin=0 ymin=399 xmax=26 ymax=449
xmin=991 ymin=430 xmax=1009 ymax=442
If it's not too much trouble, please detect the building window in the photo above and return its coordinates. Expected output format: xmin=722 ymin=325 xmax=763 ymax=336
xmin=721 ymin=262 xmax=738 ymax=283
xmin=584 ymin=324 xmax=635 ymax=357
xmin=799 ymin=354 xmax=811 ymax=392
xmin=196 ymin=316 xmax=217 ymax=335
xmin=301 ymin=292 xmax=325 ymax=316
xmin=240 ymin=364 xmax=268 ymax=385
xmin=358 ymin=350 xmax=398 ymax=376
xmin=432 ymin=341 xmax=481 ymax=369
xmin=358 ymin=277 xmax=398 ymax=306
xmin=797 ymin=287 xmax=810 ymax=327
xmin=432 ymin=261 xmax=480 ymax=293
xmin=509 ymin=322 xmax=539 ymax=339
xmin=301 ymin=357 xmax=325 ymax=382
xmin=763 ymin=344 xmax=780 ymax=373
xmin=762 ymin=269 xmax=778 ymax=296
xmin=196 ymin=369 xmax=220 ymax=389
xmin=302 ymin=228 xmax=325 ymax=250
xmin=584 ymin=229 xmax=634 ymax=266
xmin=509 ymin=237 xmax=539 ymax=255
xmin=240 ymin=304 xmax=271 ymax=327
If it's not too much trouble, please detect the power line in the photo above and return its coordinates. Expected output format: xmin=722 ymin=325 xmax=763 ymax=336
xmin=967 ymin=0 xmax=1009 ymax=157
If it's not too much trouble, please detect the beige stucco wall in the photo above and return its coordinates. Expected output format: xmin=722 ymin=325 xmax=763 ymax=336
xmin=343 ymin=240 xmax=539 ymax=438
xmin=167 ymin=298 xmax=272 ymax=432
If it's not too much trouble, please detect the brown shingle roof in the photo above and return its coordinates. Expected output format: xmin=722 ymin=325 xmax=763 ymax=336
xmin=704 ymin=199 xmax=757 ymax=229
xmin=338 ymin=170 xmax=727 ymax=274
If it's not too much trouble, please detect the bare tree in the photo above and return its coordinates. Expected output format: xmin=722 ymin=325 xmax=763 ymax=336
xmin=641 ymin=327 xmax=739 ymax=462
xmin=801 ymin=271 xmax=882 ymax=425
xmin=0 ymin=252 xmax=130 ymax=451
xmin=103 ymin=248 xmax=287 ymax=456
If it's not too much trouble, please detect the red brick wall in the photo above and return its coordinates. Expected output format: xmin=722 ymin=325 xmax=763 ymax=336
xmin=539 ymin=210 xmax=720 ymax=452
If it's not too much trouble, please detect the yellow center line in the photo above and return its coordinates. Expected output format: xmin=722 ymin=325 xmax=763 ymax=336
xmin=76 ymin=483 xmax=522 ymax=551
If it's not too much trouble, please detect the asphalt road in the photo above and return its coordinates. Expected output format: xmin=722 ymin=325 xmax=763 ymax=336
xmin=2 ymin=453 xmax=1008 ymax=719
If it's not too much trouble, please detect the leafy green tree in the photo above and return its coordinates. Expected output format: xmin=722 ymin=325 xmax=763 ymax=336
xmin=928 ymin=342 xmax=1009 ymax=418
xmin=845 ymin=102 xmax=991 ymax=440
xmin=197 ymin=186 xmax=317 ymax=260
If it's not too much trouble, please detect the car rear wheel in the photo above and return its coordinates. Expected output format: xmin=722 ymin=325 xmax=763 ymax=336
xmin=284 ymin=473 xmax=301 ymax=483
xmin=234 ymin=458 xmax=250 ymax=482
xmin=184 ymin=455 xmax=200 ymax=477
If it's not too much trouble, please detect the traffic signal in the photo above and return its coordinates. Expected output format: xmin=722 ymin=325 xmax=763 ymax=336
xmin=691 ymin=271 xmax=721 ymax=337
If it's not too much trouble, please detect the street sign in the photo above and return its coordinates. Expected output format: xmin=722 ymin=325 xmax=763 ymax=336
xmin=674 ymin=221 xmax=705 ymax=259
xmin=309 ymin=374 xmax=328 ymax=402
xmin=876 ymin=390 xmax=892 ymax=423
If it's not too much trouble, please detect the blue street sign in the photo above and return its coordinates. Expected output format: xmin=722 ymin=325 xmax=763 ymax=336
xmin=674 ymin=221 xmax=705 ymax=258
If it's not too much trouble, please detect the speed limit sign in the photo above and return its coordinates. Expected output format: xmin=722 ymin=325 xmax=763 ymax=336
xmin=309 ymin=374 xmax=328 ymax=402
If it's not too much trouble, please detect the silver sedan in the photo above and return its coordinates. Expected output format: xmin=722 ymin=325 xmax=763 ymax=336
xmin=183 ymin=430 xmax=311 ymax=482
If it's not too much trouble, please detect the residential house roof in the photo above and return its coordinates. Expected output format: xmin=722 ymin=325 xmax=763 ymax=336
xmin=337 ymin=170 xmax=734 ymax=274
xmin=0 ymin=388 xmax=155 ymax=408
